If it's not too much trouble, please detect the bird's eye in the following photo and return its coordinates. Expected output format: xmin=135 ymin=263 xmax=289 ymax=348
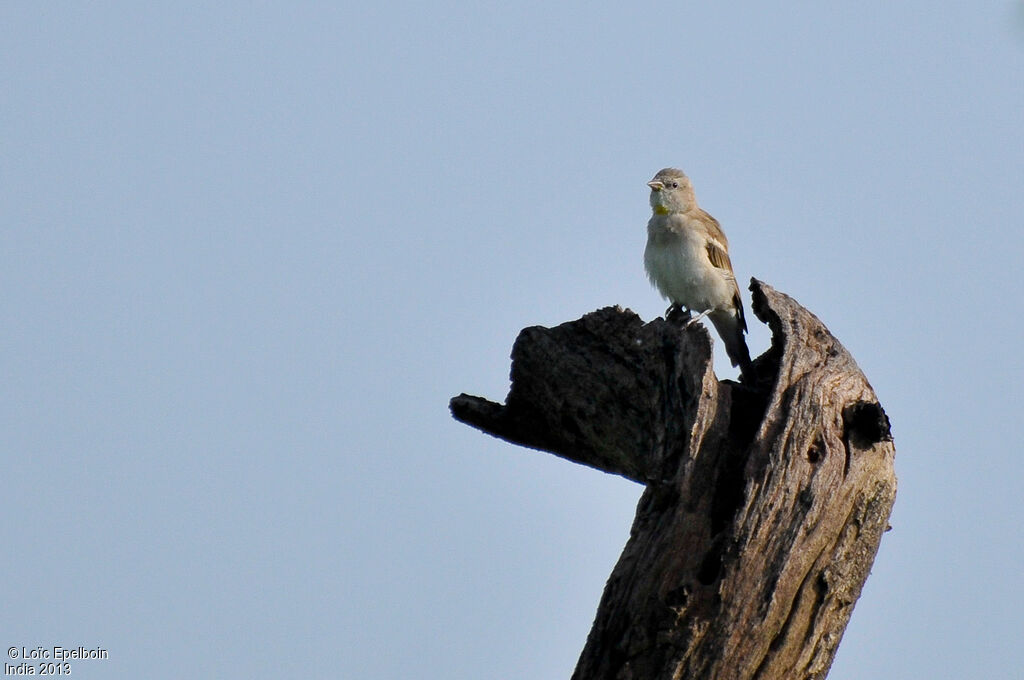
xmin=671 ymin=182 xmax=679 ymax=188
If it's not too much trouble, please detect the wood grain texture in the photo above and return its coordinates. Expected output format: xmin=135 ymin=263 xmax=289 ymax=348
xmin=450 ymin=279 xmax=896 ymax=680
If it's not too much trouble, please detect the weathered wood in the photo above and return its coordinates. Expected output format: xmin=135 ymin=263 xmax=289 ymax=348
xmin=450 ymin=279 xmax=896 ymax=680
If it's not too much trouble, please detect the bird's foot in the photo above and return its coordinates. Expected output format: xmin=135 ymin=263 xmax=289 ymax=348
xmin=665 ymin=304 xmax=692 ymax=324
xmin=683 ymin=309 xmax=713 ymax=328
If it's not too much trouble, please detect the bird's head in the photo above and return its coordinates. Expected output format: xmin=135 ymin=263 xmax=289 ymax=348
xmin=648 ymin=168 xmax=697 ymax=215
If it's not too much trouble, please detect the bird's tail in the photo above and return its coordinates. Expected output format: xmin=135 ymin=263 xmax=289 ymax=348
xmin=710 ymin=309 xmax=754 ymax=381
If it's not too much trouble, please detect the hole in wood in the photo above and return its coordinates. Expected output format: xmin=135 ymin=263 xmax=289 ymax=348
xmin=843 ymin=401 xmax=892 ymax=448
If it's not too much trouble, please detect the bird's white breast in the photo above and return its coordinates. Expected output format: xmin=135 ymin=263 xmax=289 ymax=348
xmin=644 ymin=216 xmax=734 ymax=312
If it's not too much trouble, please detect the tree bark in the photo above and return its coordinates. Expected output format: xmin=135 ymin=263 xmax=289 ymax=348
xmin=450 ymin=279 xmax=896 ymax=680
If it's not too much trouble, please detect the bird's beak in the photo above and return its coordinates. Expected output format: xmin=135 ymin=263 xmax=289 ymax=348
xmin=647 ymin=180 xmax=664 ymax=191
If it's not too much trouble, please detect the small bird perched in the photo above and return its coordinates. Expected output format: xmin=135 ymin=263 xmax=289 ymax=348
xmin=644 ymin=168 xmax=753 ymax=379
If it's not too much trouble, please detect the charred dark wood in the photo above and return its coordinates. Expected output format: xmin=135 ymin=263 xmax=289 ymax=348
xmin=449 ymin=279 xmax=896 ymax=680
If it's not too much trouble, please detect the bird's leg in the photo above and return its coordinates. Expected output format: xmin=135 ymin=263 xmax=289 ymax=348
xmin=683 ymin=308 xmax=713 ymax=328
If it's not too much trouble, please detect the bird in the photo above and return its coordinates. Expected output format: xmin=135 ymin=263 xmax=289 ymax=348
xmin=643 ymin=167 xmax=754 ymax=379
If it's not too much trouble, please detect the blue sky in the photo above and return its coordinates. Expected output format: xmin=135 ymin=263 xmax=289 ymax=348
xmin=2 ymin=3 xmax=1023 ymax=678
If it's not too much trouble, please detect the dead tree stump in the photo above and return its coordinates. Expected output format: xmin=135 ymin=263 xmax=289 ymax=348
xmin=449 ymin=279 xmax=896 ymax=680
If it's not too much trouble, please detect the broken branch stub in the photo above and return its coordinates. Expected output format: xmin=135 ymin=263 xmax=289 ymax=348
xmin=449 ymin=279 xmax=896 ymax=680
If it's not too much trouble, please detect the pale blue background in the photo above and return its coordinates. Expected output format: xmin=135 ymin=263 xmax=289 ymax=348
xmin=3 ymin=3 xmax=1023 ymax=678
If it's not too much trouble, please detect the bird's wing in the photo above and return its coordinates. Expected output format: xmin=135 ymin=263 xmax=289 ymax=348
xmin=695 ymin=211 xmax=733 ymax=275
xmin=705 ymin=236 xmax=736 ymax=281
xmin=699 ymin=209 xmax=729 ymax=248
xmin=699 ymin=212 xmax=747 ymax=333
xmin=706 ymin=240 xmax=748 ymax=332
